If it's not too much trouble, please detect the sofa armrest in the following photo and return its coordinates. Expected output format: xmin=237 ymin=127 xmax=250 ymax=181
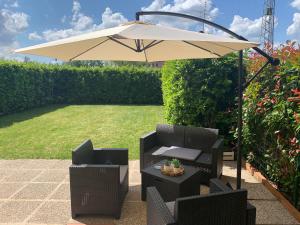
xmin=211 ymin=137 xmax=224 ymax=152
xmin=211 ymin=138 xmax=224 ymax=177
xmin=140 ymin=131 xmax=158 ymax=154
xmin=140 ymin=131 xmax=158 ymax=170
xmin=93 ymin=148 xmax=128 ymax=165
xmin=246 ymin=202 xmax=256 ymax=225
xmin=147 ymin=187 xmax=176 ymax=225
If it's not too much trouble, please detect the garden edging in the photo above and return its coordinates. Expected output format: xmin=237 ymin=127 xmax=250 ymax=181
xmin=244 ymin=162 xmax=300 ymax=222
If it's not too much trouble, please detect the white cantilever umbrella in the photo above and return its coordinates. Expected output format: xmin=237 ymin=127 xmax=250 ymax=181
xmin=15 ymin=21 xmax=258 ymax=62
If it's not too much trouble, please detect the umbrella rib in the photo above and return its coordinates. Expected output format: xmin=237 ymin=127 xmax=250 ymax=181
xmin=182 ymin=41 xmax=222 ymax=57
xmin=141 ymin=40 xmax=164 ymax=51
xmin=141 ymin=40 xmax=148 ymax=62
xmin=108 ymin=36 xmax=138 ymax=52
xmin=69 ymin=38 xmax=110 ymax=61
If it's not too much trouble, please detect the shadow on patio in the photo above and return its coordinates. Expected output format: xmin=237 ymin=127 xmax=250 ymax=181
xmin=0 ymin=159 xmax=298 ymax=225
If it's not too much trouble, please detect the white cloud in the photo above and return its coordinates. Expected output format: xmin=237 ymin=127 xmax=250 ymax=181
xmin=29 ymin=1 xmax=128 ymax=42
xmin=287 ymin=13 xmax=300 ymax=39
xmin=72 ymin=0 xmax=81 ymax=15
xmin=0 ymin=8 xmax=29 ymax=58
xmin=1 ymin=9 xmax=28 ymax=33
xmin=28 ymin=32 xmax=42 ymax=40
xmin=229 ymin=15 xmax=262 ymax=42
xmin=291 ymin=0 xmax=300 ymax=10
xmin=3 ymin=0 xmax=19 ymax=8
xmin=141 ymin=0 xmax=219 ymax=30
xmin=41 ymin=28 xmax=82 ymax=41
xmin=98 ymin=7 xmax=128 ymax=29
xmin=71 ymin=0 xmax=93 ymax=31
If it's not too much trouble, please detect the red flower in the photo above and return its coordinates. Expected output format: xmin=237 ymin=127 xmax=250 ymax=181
xmin=270 ymin=98 xmax=277 ymax=104
xmin=257 ymin=101 xmax=264 ymax=107
xmin=290 ymin=137 xmax=298 ymax=146
xmin=291 ymin=89 xmax=300 ymax=95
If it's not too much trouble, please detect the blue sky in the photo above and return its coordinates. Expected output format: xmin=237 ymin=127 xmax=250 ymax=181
xmin=0 ymin=0 xmax=300 ymax=62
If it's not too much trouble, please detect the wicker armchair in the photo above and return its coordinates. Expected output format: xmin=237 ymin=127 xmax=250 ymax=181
xmin=69 ymin=139 xmax=128 ymax=219
xmin=146 ymin=179 xmax=256 ymax=225
xmin=140 ymin=124 xmax=224 ymax=183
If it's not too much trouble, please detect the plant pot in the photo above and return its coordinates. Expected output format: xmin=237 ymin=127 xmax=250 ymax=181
xmin=163 ymin=165 xmax=172 ymax=172
xmin=173 ymin=167 xmax=181 ymax=174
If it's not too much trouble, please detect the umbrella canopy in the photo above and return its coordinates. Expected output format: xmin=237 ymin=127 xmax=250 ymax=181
xmin=16 ymin=21 xmax=258 ymax=62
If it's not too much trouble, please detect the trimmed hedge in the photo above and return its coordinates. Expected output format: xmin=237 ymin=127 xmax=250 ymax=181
xmin=0 ymin=60 xmax=162 ymax=114
xmin=161 ymin=56 xmax=239 ymax=145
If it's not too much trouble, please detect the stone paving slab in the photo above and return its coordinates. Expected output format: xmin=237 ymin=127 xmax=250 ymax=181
xmin=50 ymin=183 xmax=70 ymax=200
xmin=28 ymin=201 xmax=71 ymax=224
xmin=13 ymin=183 xmax=58 ymax=200
xmin=33 ymin=170 xmax=68 ymax=183
xmin=3 ymin=170 xmax=42 ymax=182
xmin=0 ymin=200 xmax=41 ymax=223
xmin=0 ymin=159 xmax=298 ymax=225
xmin=0 ymin=183 xmax=25 ymax=199
xmin=251 ymin=200 xmax=299 ymax=224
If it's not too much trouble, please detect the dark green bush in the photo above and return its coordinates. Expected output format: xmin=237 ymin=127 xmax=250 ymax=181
xmin=161 ymin=55 xmax=239 ymax=144
xmin=0 ymin=60 xmax=162 ymax=114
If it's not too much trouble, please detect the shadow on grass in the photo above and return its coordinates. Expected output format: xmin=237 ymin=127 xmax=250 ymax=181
xmin=0 ymin=104 xmax=67 ymax=128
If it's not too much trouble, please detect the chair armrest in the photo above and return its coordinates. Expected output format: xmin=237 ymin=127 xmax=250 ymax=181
xmin=246 ymin=202 xmax=256 ymax=225
xmin=69 ymin=164 xmax=120 ymax=186
xmin=93 ymin=148 xmax=128 ymax=165
xmin=147 ymin=187 xmax=176 ymax=225
xmin=72 ymin=139 xmax=94 ymax=164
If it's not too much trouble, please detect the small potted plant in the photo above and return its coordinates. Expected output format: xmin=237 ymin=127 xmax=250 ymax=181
xmin=163 ymin=160 xmax=172 ymax=172
xmin=171 ymin=159 xmax=181 ymax=174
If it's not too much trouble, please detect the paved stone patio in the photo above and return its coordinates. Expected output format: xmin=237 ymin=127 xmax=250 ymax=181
xmin=0 ymin=159 xmax=298 ymax=225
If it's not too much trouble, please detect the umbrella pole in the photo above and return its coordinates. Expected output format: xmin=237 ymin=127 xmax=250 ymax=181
xmin=237 ymin=50 xmax=243 ymax=189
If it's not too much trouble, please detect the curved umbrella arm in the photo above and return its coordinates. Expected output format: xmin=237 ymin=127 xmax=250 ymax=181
xmin=136 ymin=11 xmax=280 ymax=66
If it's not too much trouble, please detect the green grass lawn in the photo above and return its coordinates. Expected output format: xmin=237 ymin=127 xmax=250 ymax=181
xmin=0 ymin=105 xmax=165 ymax=159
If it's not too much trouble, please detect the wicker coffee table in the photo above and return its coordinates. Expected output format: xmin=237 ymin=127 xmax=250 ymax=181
xmin=141 ymin=160 xmax=201 ymax=201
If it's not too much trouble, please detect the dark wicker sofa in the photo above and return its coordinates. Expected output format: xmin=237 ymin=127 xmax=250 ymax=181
xmin=140 ymin=124 xmax=224 ymax=183
xmin=147 ymin=179 xmax=256 ymax=225
xmin=69 ymin=139 xmax=128 ymax=219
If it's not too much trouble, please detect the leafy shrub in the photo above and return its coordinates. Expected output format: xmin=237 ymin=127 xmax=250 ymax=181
xmin=161 ymin=55 xmax=239 ymax=145
xmin=0 ymin=60 xmax=162 ymax=114
xmin=244 ymin=42 xmax=300 ymax=208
